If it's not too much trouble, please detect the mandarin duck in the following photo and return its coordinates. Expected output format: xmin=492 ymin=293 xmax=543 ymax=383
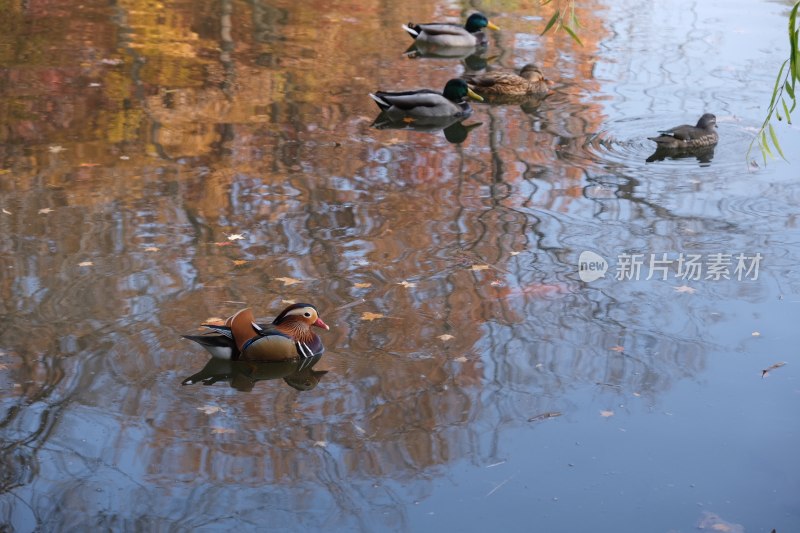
xmin=648 ymin=113 xmax=718 ymax=149
xmin=369 ymin=79 xmax=483 ymax=120
xmin=183 ymin=303 xmax=329 ymax=362
xmin=462 ymin=64 xmax=550 ymax=97
xmin=403 ymin=13 xmax=499 ymax=48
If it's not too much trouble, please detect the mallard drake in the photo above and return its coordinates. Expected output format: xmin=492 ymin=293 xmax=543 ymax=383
xmin=369 ymin=78 xmax=483 ymax=120
xmin=403 ymin=13 xmax=499 ymax=48
xmin=463 ymin=64 xmax=550 ymax=97
xmin=183 ymin=303 xmax=329 ymax=362
xmin=648 ymin=113 xmax=718 ymax=149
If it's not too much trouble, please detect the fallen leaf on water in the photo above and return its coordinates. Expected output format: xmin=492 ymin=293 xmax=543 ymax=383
xmin=197 ymin=405 xmax=224 ymax=415
xmin=354 ymin=282 xmax=372 ymax=288
xmin=761 ymin=361 xmax=786 ymax=378
xmin=471 ymin=264 xmax=490 ymax=271
xmin=527 ymin=412 xmax=562 ymax=423
xmin=232 ymin=260 xmax=248 ymax=266
xmin=78 ymin=261 xmax=93 ymax=267
xmin=398 ymin=280 xmax=416 ymax=288
xmin=0 ymin=169 xmax=10 ymax=175
xmin=78 ymin=163 xmax=99 ymax=167
xmin=2 ymin=209 xmax=11 ymax=215
xmin=510 ymin=251 xmax=520 ymax=256
xmin=276 ymin=277 xmax=302 ymax=286
xmin=361 ymin=312 xmax=384 ymax=321
xmin=402 ymin=117 xmax=416 ymax=124
xmin=313 ymin=440 xmax=327 ymax=448
xmin=203 ymin=317 xmax=226 ymax=326
xmin=49 ymin=145 xmax=65 ymax=153
xmin=438 ymin=334 xmax=455 ymax=341
xmin=144 ymin=247 xmax=159 ymax=252
xmin=696 ymin=511 xmax=744 ymax=533
xmin=600 ymin=410 xmax=614 ymax=418
xmin=610 ymin=345 xmax=624 ymax=352
xmin=674 ymin=285 xmax=697 ymax=294
xmin=281 ymin=299 xmax=296 ymax=305
xmin=211 ymin=427 xmax=235 ymax=434
xmin=227 ymin=233 xmax=244 ymax=241
xmin=454 ymin=356 xmax=468 ymax=363
xmin=38 ymin=208 xmax=53 ymax=214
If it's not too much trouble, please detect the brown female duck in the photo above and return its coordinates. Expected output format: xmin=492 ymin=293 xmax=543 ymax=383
xmin=648 ymin=113 xmax=719 ymax=149
xmin=462 ymin=64 xmax=550 ymax=97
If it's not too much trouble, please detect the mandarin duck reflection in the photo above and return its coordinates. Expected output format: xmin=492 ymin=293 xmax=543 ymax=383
xmin=182 ymin=355 xmax=329 ymax=392
xmin=183 ymin=303 xmax=329 ymax=362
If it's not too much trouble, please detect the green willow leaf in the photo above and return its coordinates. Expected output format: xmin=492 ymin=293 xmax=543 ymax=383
xmin=761 ymin=131 xmax=774 ymax=160
xmin=786 ymin=80 xmax=795 ymax=100
xmin=564 ymin=25 xmax=583 ymax=46
xmin=541 ymin=11 xmax=560 ymax=35
xmin=769 ymin=61 xmax=787 ymax=109
xmin=769 ymin=124 xmax=786 ymax=159
xmin=782 ymin=98 xmax=793 ymax=124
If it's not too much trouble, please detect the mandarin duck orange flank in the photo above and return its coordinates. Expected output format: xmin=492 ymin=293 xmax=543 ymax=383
xmin=648 ymin=113 xmax=718 ymax=149
xmin=183 ymin=303 xmax=329 ymax=363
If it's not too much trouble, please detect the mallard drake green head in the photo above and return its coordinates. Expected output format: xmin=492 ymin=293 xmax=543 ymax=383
xmin=463 ymin=63 xmax=550 ymax=97
xmin=369 ymin=78 xmax=483 ymax=120
xmin=183 ymin=303 xmax=329 ymax=362
xmin=648 ymin=113 xmax=718 ymax=149
xmin=403 ymin=12 xmax=500 ymax=48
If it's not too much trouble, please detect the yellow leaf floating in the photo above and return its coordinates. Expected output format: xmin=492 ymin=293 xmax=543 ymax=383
xmin=2 ymin=208 xmax=10 ymax=214
xmin=438 ymin=334 xmax=455 ymax=341
xmin=211 ymin=427 xmax=235 ymax=434
xmin=197 ymin=405 xmax=224 ymax=415
xmin=281 ymin=299 xmax=296 ymax=305
xmin=232 ymin=260 xmax=248 ymax=266
xmin=471 ymin=264 xmax=490 ymax=271
xmin=354 ymin=282 xmax=372 ymax=288
xmin=144 ymin=247 xmax=159 ymax=252
xmin=275 ymin=277 xmax=302 ymax=286
xmin=361 ymin=312 xmax=384 ymax=321
xmin=78 ymin=261 xmax=93 ymax=267
xmin=610 ymin=345 xmax=624 ymax=352
xmin=454 ymin=356 xmax=468 ymax=363
xmin=600 ymin=410 xmax=614 ymax=418
xmin=38 ymin=208 xmax=53 ymax=214
xmin=398 ymin=280 xmax=416 ymax=288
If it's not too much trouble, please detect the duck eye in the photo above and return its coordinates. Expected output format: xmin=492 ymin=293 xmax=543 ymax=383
xmin=304 ymin=312 xmax=311 ymax=317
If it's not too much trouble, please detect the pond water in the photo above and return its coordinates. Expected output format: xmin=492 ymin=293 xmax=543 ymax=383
xmin=1 ymin=0 xmax=799 ymax=531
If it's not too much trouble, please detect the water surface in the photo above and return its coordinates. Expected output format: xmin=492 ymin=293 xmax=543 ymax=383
xmin=1 ymin=0 xmax=798 ymax=531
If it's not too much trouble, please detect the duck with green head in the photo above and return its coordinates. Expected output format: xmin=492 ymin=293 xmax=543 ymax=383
xmin=403 ymin=13 xmax=500 ymax=48
xmin=369 ymin=78 xmax=484 ymax=120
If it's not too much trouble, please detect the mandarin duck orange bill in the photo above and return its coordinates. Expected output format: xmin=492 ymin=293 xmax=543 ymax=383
xmin=183 ymin=303 xmax=329 ymax=362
